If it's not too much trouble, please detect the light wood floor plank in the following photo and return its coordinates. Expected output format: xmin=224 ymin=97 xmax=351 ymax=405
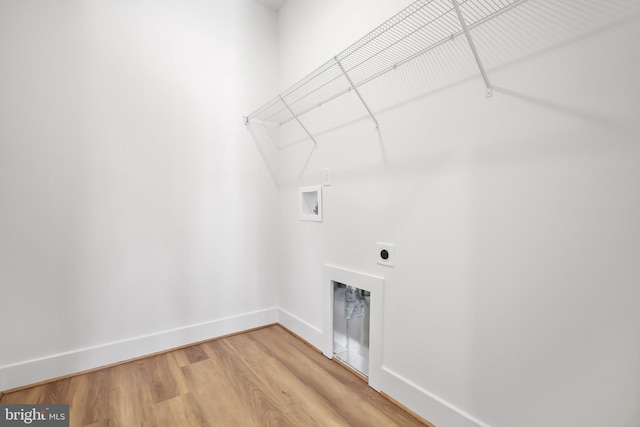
xmin=252 ymin=327 xmax=408 ymax=427
xmin=225 ymin=332 xmax=351 ymax=426
xmin=182 ymin=393 xmax=211 ymax=427
xmin=145 ymin=352 xmax=181 ymax=404
xmin=154 ymin=395 xmax=204 ymax=427
xmin=182 ymin=343 xmax=261 ymax=426
xmin=205 ymin=339 xmax=297 ymax=426
xmin=0 ymin=325 xmax=430 ymax=426
xmin=181 ymin=345 xmax=209 ymax=365
xmin=108 ymin=361 xmax=157 ymax=426
xmin=68 ymin=370 xmax=109 ymax=425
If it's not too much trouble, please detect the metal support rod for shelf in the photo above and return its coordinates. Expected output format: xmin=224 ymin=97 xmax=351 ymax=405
xmin=279 ymin=95 xmax=318 ymax=147
xmin=335 ymin=56 xmax=380 ymax=131
xmin=451 ymin=0 xmax=493 ymax=98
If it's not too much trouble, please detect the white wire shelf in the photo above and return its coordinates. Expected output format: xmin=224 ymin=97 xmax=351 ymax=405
xmin=246 ymin=0 xmax=527 ymax=132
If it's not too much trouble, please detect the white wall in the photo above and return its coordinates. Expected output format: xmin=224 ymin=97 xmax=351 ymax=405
xmin=2 ymin=1 xmax=639 ymax=425
xmin=0 ymin=0 xmax=281 ymax=389
xmin=275 ymin=1 xmax=640 ymax=426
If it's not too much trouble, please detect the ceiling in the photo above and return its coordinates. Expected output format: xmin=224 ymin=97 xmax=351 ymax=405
xmin=254 ymin=0 xmax=287 ymax=11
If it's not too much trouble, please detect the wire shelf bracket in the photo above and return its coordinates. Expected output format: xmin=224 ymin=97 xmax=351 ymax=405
xmin=451 ymin=0 xmax=493 ymax=97
xmin=245 ymin=0 xmax=528 ymax=140
xmin=335 ymin=56 xmax=380 ymax=132
xmin=279 ymin=94 xmax=319 ymax=148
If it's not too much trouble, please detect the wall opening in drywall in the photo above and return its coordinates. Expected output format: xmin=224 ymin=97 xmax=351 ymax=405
xmin=323 ymin=265 xmax=384 ymax=391
xmin=333 ymin=282 xmax=371 ymax=376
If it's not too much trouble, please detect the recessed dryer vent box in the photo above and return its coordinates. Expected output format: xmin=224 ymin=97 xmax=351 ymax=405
xmin=300 ymin=185 xmax=322 ymax=222
xmin=376 ymin=242 xmax=394 ymax=267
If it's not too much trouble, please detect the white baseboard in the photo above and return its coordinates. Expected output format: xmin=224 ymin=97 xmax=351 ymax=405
xmin=381 ymin=367 xmax=491 ymax=427
xmin=2 ymin=307 xmax=490 ymax=427
xmin=276 ymin=307 xmax=489 ymax=427
xmin=276 ymin=307 xmax=323 ymax=350
xmin=0 ymin=307 xmax=278 ymax=391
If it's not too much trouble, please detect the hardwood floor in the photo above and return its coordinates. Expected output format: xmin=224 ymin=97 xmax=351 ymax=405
xmin=1 ymin=325 xmax=431 ymax=426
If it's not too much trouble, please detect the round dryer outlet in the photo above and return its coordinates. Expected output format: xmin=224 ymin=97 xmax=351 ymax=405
xmin=376 ymin=242 xmax=394 ymax=267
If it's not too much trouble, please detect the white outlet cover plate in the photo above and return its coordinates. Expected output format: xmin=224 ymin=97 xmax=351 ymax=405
xmin=376 ymin=242 xmax=395 ymax=267
xmin=323 ymin=167 xmax=331 ymax=186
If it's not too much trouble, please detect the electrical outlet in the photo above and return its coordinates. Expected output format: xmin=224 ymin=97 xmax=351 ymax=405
xmin=323 ymin=167 xmax=331 ymax=186
xmin=376 ymin=242 xmax=394 ymax=267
